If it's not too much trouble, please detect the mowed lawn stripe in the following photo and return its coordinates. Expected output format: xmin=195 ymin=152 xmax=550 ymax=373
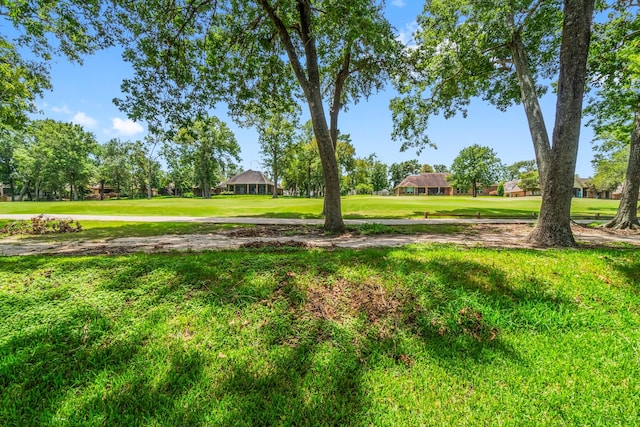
xmin=0 ymin=195 xmax=621 ymax=218
xmin=1 ymin=246 xmax=638 ymax=425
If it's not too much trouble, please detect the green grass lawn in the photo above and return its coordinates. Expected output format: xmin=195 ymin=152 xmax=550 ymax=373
xmin=1 ymin=245 xmax=639 ymax=425
xmin=0 ymin=220 xmax=471 ymax=243
xmin=0 ymin=195 xmax=622 ymax=219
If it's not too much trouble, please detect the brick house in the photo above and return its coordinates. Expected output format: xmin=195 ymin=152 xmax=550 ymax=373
xmin=217 ymin=170 xmax=283 ymax=195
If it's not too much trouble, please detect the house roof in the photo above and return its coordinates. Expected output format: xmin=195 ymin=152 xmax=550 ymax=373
xmin=574 ymin=177 xmax=589 ymax=189
xmin=503 ymin=179 xmax=522 ymax=193
xmin=395 ymin=173 xmax=451 ymax=189
xmin=219 ymin=170 xmax=280 ymax=187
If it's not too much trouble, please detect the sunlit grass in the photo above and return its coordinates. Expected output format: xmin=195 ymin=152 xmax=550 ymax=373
xmin=0 ymin=220 xmax=470 ymax=243
xmin=0 ymin=195 xmax=622 ymax=219
xmin=1 ymin=245 xmax=638 ymax=425
xmin=0 ymin=220 xmax=251 ymax=242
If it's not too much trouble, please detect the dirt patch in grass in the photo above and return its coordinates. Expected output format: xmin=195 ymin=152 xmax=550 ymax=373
xmin=229 ymin=225 xmax=324 ymax=239
xmin=303 ymin=278 xmax=402 ymax=324
xmin=239 ymin=240 xmax=312 ymax=249
xmin=1 ymin=223 xmax=638 ymax=256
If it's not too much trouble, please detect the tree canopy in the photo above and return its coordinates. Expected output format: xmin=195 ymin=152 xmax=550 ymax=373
xmin=585 ymin=2 xmax=640 ymax=229
xmin=0 ymin=0 xmax=110 ymax=130
xmin=174 ymin=117 xmax=241 ymax=199
xmin=449 ymin=144 xmax=503 ymax=197
xmin=109 ymin=0 xmax=402 ymax=231
xmin=391 ymin=0 xmax=595 ymax=246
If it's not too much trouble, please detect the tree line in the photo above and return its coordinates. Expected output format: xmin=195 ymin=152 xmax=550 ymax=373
xmin=0 ymin=115 xmax=532 ymax=201
xmin=1 ymin=0 xmax=638 ymax=245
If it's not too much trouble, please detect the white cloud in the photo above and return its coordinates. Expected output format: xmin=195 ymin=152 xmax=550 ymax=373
xmin=51 ymin=105 xmax=72 ymax=114
xmin=72 ymin=112 xmax=98 ymax=128
xmin=396 ymin=21 xmax=420 ymax=47
xmin=112 ymin=117 xmax=144 ymax=136
xmin=392 ymin=0 xmax=406 ymax=7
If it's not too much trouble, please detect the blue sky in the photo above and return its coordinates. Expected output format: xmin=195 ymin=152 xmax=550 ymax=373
xmin=16 ymin=1 xmax=595 ymax=177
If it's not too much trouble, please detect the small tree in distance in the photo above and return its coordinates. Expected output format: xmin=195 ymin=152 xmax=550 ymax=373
xmin=174 ymin=117 xmax=241 ymax=199
xmin=433 ymin=164 xmax=449 ymax=173
xmin=449 ymin=144 xmax=503 ymax=198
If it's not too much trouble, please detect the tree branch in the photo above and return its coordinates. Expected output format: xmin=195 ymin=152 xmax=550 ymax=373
xmin=256 ymin=0 xmax=311 ymax=94
xmin=516 ymin=0 xmax=545 ymax=33
xmin=330 ymin=45 xmax=351 ymax=148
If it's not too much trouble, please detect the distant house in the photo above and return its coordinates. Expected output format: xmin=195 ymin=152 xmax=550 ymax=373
xmin=573 ymin=177 xmax=591 ymax=198
xmin=503 ymin=180 xmax=524 ymax=197
xmin=612 ymin=184 xmax=640 ymax=200
xmin=394 ymin=172 xmax=497 ymax=196
xmin=218 ymin=170 xmax=283 ymax=195
xmin=87 ymin=183 xmax=119 ymax=200
xmin=503 ymin=179 xmax=541 ymax=197
xmin=394 ymin=173 xmax=454 ymax=196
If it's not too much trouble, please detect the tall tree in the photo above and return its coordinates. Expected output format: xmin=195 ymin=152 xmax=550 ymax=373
xmin=518 ymin=170 xmax=541 ymax=195
xmin=283 ymin=124 xmax=324 ymax=197
xmin=0 ymin=129 xmax=23 ymax=200
xmin=13 ymin=120 xmax=98 ymax=200
xmin=505 ymin=160 xmax=537 ymax=181
xmin=585 ymin=3 xmax=640 ymax=229
xmin=0 ymin=39 xmax=50 ymax=130
xmin=371 ymin=159 xmax=389 ymax=192
xmin=433 ymin=164 xmax=449 ymax=173
xmin=391 ymin=0 xmax=595 ymax=246
xmin=420 ymin=164 xmax=434 ymax=173
xmin=1 ymin=1 xmax=109 ymax=130
xmin=449 ymin=144 xmax=503 ymax=197
xmin=389 ymin=159 xmax=421 ymax=188
xmin=129 ymin=140 xmax=162 ymax=198
xmin=250 ymin=112 xmax=297 ymax=199
xmin=336 ymin=135 xmax=357 ymax=194
xmin=161 ymin=141 xmax=195 ymax=197
xmin=98 ymin=138 xmax=135 ymax=199
xmin=110 ymin=0 xmax=401 ymax=232
xmin=174 ymin=117 xmax=240 ymax=199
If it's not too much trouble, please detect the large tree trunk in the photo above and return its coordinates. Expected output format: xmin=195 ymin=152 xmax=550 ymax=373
xmin=308 ymin=95 xmax=345 ymax=232
xmin=258 ymin=0 xmax=345 ymax=233
xmin=605 ymin=102 xmax=640 ymax=229
xmin=202 ymin=180 xmax=211 ymax=199
xmin=510 ymin=34 xmax=552 ymax=192
xmin=306 ymin=163 xmax=311 ymax=198
xmin=147 ymin=165 xmax=153 ymax=199
xmin=526 ymin=0 xmax=594 ymax=247
xmin=272 ymin=161 xmax=279 ymax=199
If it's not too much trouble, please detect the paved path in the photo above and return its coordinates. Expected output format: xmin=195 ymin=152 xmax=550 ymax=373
xmin=0 ymin=213 xmax=549 ymax=225
xmin=1 ymin=214 xmax=638 ymax=256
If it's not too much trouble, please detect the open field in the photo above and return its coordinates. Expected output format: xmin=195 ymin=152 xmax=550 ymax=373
xmin=0 ymin=195 xmax=623 ymax=219
xmin=1 ymin=245 xmax=639 ymax=425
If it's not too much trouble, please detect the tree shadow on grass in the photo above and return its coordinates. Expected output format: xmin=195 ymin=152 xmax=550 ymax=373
xmin=237 ymin=211 xmax=323 ymax=219
xmin=605 ymin=249 xmax=640 ymax=294
xmin=0 ymin=246 xmax=622 ymax=425
xmin=421 ymin=207 xmax=540 ymax=217
xmin=0 ymin=308 xmax=154 ymax=426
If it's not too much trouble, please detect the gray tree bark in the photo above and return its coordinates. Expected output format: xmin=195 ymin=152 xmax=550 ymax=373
xmin=510 ymin=34 xmax=551 ymax=192
xmin=605 ymin=102 xmax=640 ymax=229
xmin=258 ymin=0 xmax=345 ymax=232
xmin=526 ymin=0 xmax=595 ymax=246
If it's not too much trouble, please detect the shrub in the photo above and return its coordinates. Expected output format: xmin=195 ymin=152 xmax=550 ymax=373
xmin=355 ymin=183 xmax=373 ymax=195
xmin=2 ymin=215 xmax=82 ymax=235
